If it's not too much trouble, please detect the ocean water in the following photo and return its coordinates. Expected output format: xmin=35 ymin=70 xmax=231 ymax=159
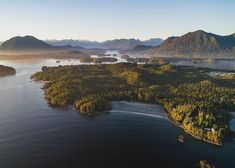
xmin=0 ymin=59 xmax=235 ymax=168
xmin=172 ymin=59 xmax=235 ymax=71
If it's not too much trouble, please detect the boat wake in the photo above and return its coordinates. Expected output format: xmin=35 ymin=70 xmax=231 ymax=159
xmin=110 ymin=101 xmax=168 ymax=120
xmin=111 ymin=110 xmax=167 ymax=120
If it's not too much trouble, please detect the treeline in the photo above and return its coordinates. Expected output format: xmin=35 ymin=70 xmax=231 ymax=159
xmin=32 ymin=63 xmax=235 ymax=145
xmin=80 ymin=57 xmax=118 ymax=63
xmin=74 ymin=95 xmax=111 ymax=115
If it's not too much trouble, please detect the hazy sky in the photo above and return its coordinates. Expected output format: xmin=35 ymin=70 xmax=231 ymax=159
xmin=0 ymin=0 xmax=235 ymax=41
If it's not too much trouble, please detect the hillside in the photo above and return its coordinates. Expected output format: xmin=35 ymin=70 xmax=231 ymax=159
xmin=0 ymin=36 xmax=54 ymax=50
xmin=132 ymin=45 xmax=152 ymax=51
xmin=150 ymin=30 xmax=235 ymax=57
xmin=58 ymin=45 xmax=106 ymax=55
xmin=143 ymin=38 xmax=164 ymax=46
xmin=101 ymin=39 xmax=142 ymax=50
xmin=121 ymin=45 xmax=153 ymax=55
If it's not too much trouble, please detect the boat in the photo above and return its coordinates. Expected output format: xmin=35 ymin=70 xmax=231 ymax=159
xmin=178 ymin=134 xmax=186 ymax=143
xmin=56 ymin=60 xmax=60 ymax=63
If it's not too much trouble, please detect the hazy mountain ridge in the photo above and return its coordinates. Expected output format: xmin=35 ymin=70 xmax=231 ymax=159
xmin=150 ymin=30 xmax=235 ymax=57
xmin=1 ymin=31 xmax=235 ymax=58
xmin=0 ymin=36 xmax=54 ymax=50
xmin=46 ymin=38 xmax=163 ymax=49
xmin=121 ymin=45 xmax=153 ymax=55
xmin=46 ymin=39 xmax=101 ymax=49
xmin=132 ymin=45 xmax=153 ymax=51
xmin=143 ymin=38 xmax=164 ymax=46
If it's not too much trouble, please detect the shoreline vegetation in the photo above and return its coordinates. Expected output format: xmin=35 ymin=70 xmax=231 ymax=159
xmin=0 ymin=65 xmax=16 ymax=77
xmin=32 ymin=63 xmax=235 ymax=146
xmin=80 ymin=57 xmax=118 ymax=63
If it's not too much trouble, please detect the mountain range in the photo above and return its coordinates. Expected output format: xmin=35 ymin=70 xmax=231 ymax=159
xmin=150 ymin=30 xmax=235 ymax=57
xmin=46 ymin=38 xmax=163 ymax=49
xmin=1 ymin=30 xmax=235 ymax=58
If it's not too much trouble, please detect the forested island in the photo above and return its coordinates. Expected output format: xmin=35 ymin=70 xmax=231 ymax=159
xmin=0 ymin=65 xmax=16 ymax=76
xmin=32 ymin=63 xmax=235 ymax=146
xmin=80 ymin=57 xmax=118 ymax=63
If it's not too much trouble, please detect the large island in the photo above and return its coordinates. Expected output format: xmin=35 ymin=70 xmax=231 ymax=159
xmin=0 ymin=65 xmax=16 ymax=76
xmin=32 ymin=63 xmax=235 ymax=146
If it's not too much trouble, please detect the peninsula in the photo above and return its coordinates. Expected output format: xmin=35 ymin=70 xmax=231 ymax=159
xmin=32 ymin=63 xmax=235 ymax=146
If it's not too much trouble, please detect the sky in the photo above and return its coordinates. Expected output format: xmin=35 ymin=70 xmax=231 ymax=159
xmin=0 ymin=0 xmax=235 ymax=42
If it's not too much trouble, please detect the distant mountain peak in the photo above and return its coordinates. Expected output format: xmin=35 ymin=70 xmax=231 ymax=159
xmin=194 ymin=30 xmax=206 ymax=34
xmin=150 ymin=30 xmax=235 ymax=57
xmin=0 ymin=35 xmax=54 ymax=50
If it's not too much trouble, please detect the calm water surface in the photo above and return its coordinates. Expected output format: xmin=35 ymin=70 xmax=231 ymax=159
xmin=172 ymin=59 xmax=235 ymax=70
xmin=0 ymin=59 xmax=235 ymax=168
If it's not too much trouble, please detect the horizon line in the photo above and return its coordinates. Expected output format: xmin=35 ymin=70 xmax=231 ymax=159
xmin=1 ymin=29 xmax=235 ymax=43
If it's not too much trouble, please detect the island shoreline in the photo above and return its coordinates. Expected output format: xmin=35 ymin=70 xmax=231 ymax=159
xmin=31 ymin=63 xmax=235 ymax=147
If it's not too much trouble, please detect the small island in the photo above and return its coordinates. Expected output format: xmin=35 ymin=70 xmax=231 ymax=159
xmin=0 ymin=65 xmax=16 ymax=77
xmin=32 ymin=63 xmax=235 ymax=146
xmin=80 ymin=56 xmax=118 ymax=63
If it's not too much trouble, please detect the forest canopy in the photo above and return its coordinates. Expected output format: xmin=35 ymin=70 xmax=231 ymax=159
xmin=32 ymin=63 xmax=235 ymax=146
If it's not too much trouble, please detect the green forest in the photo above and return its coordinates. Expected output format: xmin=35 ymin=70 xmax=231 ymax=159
xmin=32 ymin=63 xmax=235 ymax=146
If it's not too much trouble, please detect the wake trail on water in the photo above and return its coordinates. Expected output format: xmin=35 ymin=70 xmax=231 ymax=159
xmin=110 ymin=101 xmax=168 ymax=120
xmin=111 ymin=110 xmax=167 ymax=120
